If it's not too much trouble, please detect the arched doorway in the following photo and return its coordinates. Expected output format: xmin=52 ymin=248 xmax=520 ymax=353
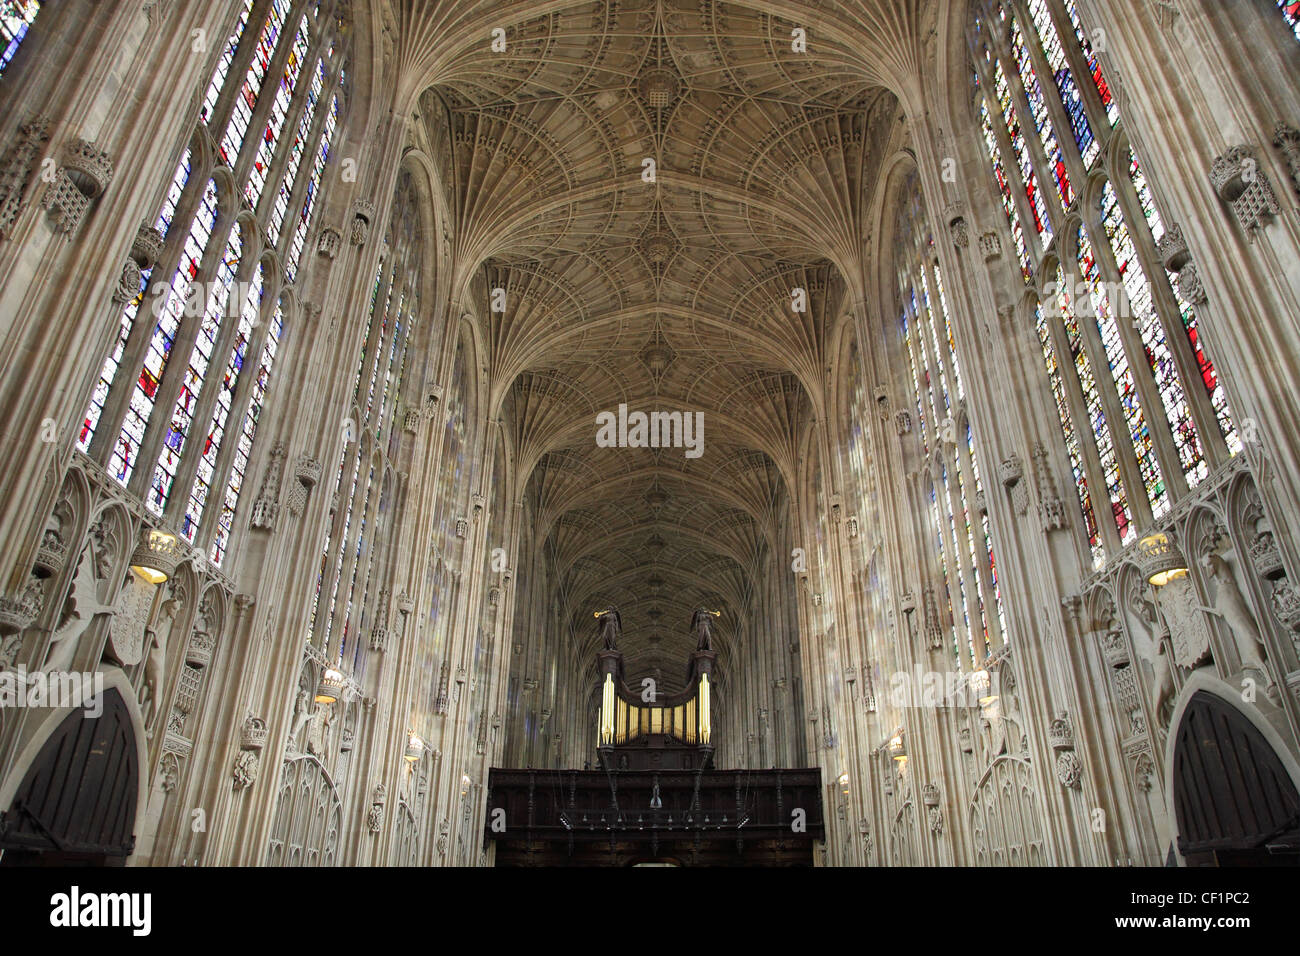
xmin=1173 ymin=691 xmax=1300 ymax=865
xmin=0 ymin=689 xmax=139 ymax=866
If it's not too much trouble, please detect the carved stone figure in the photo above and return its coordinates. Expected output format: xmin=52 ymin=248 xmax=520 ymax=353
xmin=596 ymin=607 xmax=621 ymax=650
xmin=143 ymin=597 xmax=181 ymax=725
xmin=692 ymin=608 xmax=719 ymax=651
xmin=307 ymin=699 xmax=333 ymax=757
xmin=46 ymin=544 xmax=109 ymax=673
xmin=289 ymin=685 xmax=314 ymax=753
xmin=1199 ymin=552 xmax=1268 ymax=674
xmin=980 ymin=705 xmax=1008 ymax=764
xmin=1131 ymin=600 xmax=1175 ymax=726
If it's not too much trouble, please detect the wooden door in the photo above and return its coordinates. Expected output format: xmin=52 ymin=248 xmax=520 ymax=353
xmin=1174 ymin=691 xmax=1300 ymax=865
xmin=0 ymin=689 xmax=138 ymax=865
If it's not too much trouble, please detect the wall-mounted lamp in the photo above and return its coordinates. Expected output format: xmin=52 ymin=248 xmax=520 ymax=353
xmin=130 ymin=528 xmax=181 ymax=584
xmin=404 ymin=733 xmax=424 ymax=762
xmin=315 ymin=667 xmax=345 ymax=703
xmin=1137 ymin=532 xmax=1189 ymax=587
xmin=888 ymin=734 xmax=907 ymax=761
xmin=970 ymin=669 xmax=998 ymax=707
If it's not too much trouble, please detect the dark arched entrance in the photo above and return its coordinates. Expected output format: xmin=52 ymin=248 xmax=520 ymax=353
xmin=1173 ymin=691 xmax=1300 ymax=866
xmin=0 ymin=688 xmax=139 ymax=866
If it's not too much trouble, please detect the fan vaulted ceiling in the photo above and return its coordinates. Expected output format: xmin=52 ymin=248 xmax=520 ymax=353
xmin=388 ymin=0 xmax=935 ymax=688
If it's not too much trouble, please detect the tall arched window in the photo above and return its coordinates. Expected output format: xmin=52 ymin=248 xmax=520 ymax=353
xmin=896 ymin=171 xmax=1005 ymax=667
xmin=0 ymin=1 xmax=40 ymax=76
xmin=971 ymin=0 xmax=1238 ymax=570
xmin=311 ymin=171 xmax=424 ymax=680
xmin=1280 ymin=0 xmax=1300 ymax=41
xmin=77 ymin=0 xmax=350 ymax=567
xmin=842 ymin=340 xmax=891 ymax=709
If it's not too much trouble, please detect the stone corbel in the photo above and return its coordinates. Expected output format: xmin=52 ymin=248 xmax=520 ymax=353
xmin=1155 ymin=224 xmax=1207 ymax=306
xmin=1209 ymin=145 xmax=1280 ymax=239
xmin=944 ymin=202 xmax=968 ymax=249
xmin=424 ymin=385 xmax=444 ymax=419
xmin=113 ymin=222 xmax=164 ymax=303
xmin=922 ymin=587 xmax=943 ymax=650
xmin=998 ymin=454 xmax=1029 ymax=516
xmin=0 ymin=580 xmax=44 ymax=636
xmin=873 ymin=386 xmax=891 ymax=421
xmin=922 ymin=783 xmax=943 ymax=833
xmin=1050 ymin=711 xmax=1082 ymax=789
xmin=370 ymin=589 xmax=390 ymax=652
xmin=1273 ymin=122 xmax=1300 ymax=196
xmin=43 ymin=138 xmax=114 ymax=236
xmin=403 ymin=406 xmax=421 ymax=433
xmin=978 ymin=231 xmax=1002 ymax=261
xmin=286 ymin=455 xmax=322 ymax=517
xmin=249 ymin=442 xmax=286 ymax=531
xmin=317 ymin=225 xmax=342 ymax=259
xmin=0 ymin=116 xmax=50 ymax=239
xmin=350 ymin=199 xmax=376 ymax=245
xmin=367 ymin=784 xmax=386 ymax=834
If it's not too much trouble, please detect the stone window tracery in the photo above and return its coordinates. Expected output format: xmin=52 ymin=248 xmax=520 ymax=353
xmin=76 ymin=0 xmax=349 ymax=567
xmin=310 ymin=172 xmax=422 ymax=682
xmin=971 ymin=0 xmax=1238 ymax=570
xmin=842 ymin=343 xmax=890 ymax=723
xmin=895 ymin=172 xmax=1005 ymax=666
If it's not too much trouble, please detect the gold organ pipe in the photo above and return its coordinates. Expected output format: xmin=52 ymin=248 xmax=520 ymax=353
xmin=600 ymin=673 xmax=614 ymax=745
xmin=699 ymin=672 xmax=711 ymax=744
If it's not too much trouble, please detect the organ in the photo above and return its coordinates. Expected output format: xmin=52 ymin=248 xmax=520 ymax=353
xmin=594 ymin=608 xmax=715 ymax=771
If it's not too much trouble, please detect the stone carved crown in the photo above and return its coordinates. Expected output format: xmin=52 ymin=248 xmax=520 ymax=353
xmin=132 ymin=222 xmax=165 ymax=266
xmin=1250 ymin=531 xmax=1284 ymax=580
xmin=1154 ymin=223 xmax=1190 ymax=271
xmin=352 ymin=198 xmax=376 ymax=222
xmin=295 ymin=456 xmax=322 ymax=488
xmin=62 ymin=139 xmax=114 ymax=197
xmin=1048 ymin=712 xmax=1074 ymax=750
xmin=241 ymin=716 xmax=268 ymax=750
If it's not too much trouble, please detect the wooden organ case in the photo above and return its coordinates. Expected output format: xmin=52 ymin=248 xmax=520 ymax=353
xmin=596 ymin=645 xmax=715 ymax=772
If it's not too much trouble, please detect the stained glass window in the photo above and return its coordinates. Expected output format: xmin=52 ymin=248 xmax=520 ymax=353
xmin=897 ymin=171 xmax=1004 ymax=663
xmin=0 ymin=0 xmax=40 ymax=76
xmin=312 ymin=173 xmax=426 ymax=674
xmin=994 ymin=56 xmax=1053 ymax=241
xmin=1128 ymin=151 xmax=1239 ymax=453
xmin=1278 ymin=0 xmax=1299 ymax=41
xmin=76 ymin=2 xmax=351 ymax=567
xmin=978 ymin=95 xmax=1033 ymax=281
xmin=1034 ymin=302 xmax=1104 ymax=566
xmin=972 ymin=0 xmax=1236 ymax=565
xmin=1010 ymin=13 xmax=1072 ymax=207
xmin=1061 ymin=0 xmax=1118 ymax=128
xmin=244 ymin=14 xmax=310 ymax=209
xmin=1027 ymin=0 xmax=1098 ymax=166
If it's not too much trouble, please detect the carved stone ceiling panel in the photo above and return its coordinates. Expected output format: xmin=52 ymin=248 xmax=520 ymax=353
xmin=396 ymin=0 xmax=927 ymax=674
